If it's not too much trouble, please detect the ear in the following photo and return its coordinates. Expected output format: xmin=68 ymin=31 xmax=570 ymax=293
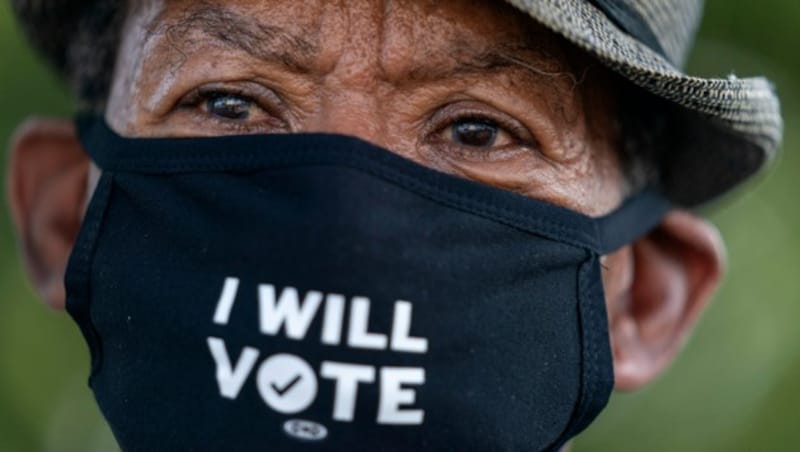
xmin=603 ymin=210 xmax=726 ymax=390
xmin=6 ymin=118 xmax=90 ymax=310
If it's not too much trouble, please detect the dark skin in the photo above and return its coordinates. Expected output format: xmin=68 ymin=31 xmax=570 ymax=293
xmin=7 ymin=0 xmax=723 ymax=396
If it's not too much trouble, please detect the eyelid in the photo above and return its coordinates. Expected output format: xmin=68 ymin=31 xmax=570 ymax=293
xmin=428 ymin=101 xmax=538 ymax=148
xmin=177 ymin=81 xmax=286 ymax=116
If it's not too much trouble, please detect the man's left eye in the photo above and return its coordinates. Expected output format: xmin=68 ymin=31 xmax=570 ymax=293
xmin=450 ymin=119 xmax=500 ymax=147
xmin=440 ymin=118 xmax=517 ymax=149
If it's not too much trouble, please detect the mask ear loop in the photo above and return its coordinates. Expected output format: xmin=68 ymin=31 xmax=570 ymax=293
xmin=594 ymin=189 xmax=673 ymax=255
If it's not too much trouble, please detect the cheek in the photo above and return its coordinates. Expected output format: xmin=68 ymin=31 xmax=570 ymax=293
xmin=538 ymin=117 xmax=625 ymax=216
xmin=572 ymin=141 xmax=627 ymax=215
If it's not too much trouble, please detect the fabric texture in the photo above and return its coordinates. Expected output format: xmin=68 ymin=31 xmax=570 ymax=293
xmin=505 ymin=0 xmax=782 ymax=205
xmin=67 ymin=117 xmax=672 ymax=451
xmin=10 ymin=0 xmax=783 ymax=206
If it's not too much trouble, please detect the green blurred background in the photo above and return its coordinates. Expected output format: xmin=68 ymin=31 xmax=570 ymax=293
xmin=1 ymin=1 xmax=798 ymax=451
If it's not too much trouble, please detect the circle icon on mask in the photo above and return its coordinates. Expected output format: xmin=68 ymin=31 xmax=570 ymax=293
xmin=283 ymin=419 xmax=329 ymax=442
xmin=256 ymin=353 xmax=318 ymax=414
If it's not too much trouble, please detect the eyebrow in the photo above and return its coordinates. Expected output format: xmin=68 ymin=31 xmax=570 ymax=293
xmin=404 ymin=45 xmax=549 ymax=83
xmin=150 ymin=3 xmax=319 ymax=73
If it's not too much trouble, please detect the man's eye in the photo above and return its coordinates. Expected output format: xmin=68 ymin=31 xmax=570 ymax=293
xmin=440 ymin=117 xmax=518 ymax=150
xmin=205 ymin=94 xmax=254 ymax=120
xmin=174 ymin=83 xmax=289 ymax=134
xmin=450 ymin=119 xmax=500 ymax=147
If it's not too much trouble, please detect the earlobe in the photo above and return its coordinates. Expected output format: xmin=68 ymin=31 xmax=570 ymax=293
xmin=7 ymin=118 xmax=90 ymax=310
xmin=606 ymin=210 xmax=726 ymax=390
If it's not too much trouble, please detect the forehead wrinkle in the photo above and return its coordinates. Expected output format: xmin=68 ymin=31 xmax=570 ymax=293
xmin=144 ymin=1 xmax=320 ymax=74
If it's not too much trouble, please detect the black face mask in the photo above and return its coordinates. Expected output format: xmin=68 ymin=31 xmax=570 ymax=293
xmin=68 ymin=117 xmax=670 ymax=452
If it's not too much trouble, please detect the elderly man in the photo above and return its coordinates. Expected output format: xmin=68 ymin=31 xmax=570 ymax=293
xmin=6 ymin=0 xmax=782 ymax=450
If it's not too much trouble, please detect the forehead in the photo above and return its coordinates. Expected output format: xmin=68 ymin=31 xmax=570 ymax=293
xmin=135 ymin=0 xmax=569 ymax=80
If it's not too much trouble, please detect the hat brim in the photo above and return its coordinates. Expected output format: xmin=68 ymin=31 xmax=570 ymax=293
xmin=508 ymin=0 xmax=783 ymax=206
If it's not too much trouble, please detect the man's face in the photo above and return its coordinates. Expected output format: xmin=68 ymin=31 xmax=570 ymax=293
xmin=107 ymin=0 xmax=624 ymax=215
xmin=8 ymin=0 xmax=725 ymax=393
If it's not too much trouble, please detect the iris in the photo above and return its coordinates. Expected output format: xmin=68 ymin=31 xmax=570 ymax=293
xmin=451 ymin=120 xmax=498 ymax=147
xmin=207 ymin=94 xmax=252 ymax=120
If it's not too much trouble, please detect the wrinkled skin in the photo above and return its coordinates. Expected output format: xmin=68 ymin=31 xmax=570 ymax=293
xmin=108 ymin=0 xmax=623 ymax=214
xmin=8 ymin=0 xmax=725 ymax=415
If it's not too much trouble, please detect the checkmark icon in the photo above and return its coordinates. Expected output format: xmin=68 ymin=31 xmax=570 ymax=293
xmin=271 ymin=374 xmax=303 ymax=396
xmin=257 ymin=354 xmax=318 ymax=414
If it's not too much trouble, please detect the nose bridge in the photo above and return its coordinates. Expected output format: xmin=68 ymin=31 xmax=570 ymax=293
xmin=309 ymin=88 xmax=388 ymax=147
xmin=304 ymin=0 xmax=394 ymax=147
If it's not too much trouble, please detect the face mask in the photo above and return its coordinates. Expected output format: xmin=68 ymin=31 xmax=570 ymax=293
xmin=67 ymin=116 xmax=670 ymax=451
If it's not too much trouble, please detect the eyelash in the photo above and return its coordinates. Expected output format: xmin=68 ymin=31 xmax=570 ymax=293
xmin=180 ymin=88 xmax=247 ymax=109
xmin=447 ymin=114 xmax=524 ymax=141
xmin=428 ymin=106 xmax=536 ymax=151
xmin=177 ymin=85 xmax=287 ymax=132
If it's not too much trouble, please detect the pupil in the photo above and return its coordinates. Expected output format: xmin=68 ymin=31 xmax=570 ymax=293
xmin=452 ymin=120 xmax=498 ymax=147
xmin=207 ymin=95 xmax=250 ymax=120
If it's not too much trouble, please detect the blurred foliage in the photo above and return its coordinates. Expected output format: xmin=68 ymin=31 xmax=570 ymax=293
xmin=0 ymin=1 xmax=798 ymax=451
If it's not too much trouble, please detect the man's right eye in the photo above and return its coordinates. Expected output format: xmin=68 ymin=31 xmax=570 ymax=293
xmin=174 ymin=83 xmax=290 ymax=134
xmin=204 ymin=93 xmax=254 ymax=120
